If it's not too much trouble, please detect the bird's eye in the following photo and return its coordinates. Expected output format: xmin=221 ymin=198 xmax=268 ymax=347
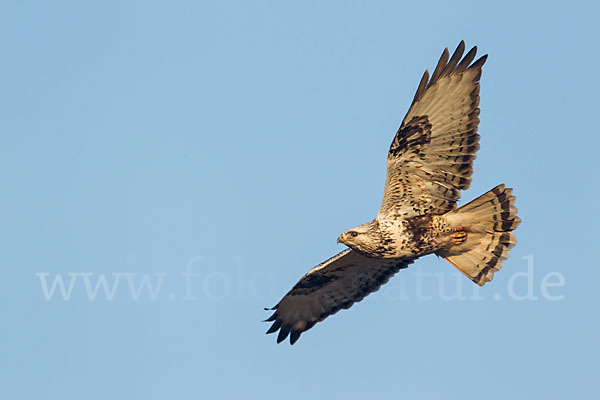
xmin=349 ymin=231 xmax=358 ymax=238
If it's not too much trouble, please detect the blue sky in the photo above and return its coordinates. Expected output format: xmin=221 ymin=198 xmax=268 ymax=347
xmin=1 ymin=1 xmax=599 ymax=399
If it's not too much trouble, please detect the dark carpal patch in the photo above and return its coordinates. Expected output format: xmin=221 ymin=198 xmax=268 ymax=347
xmin=388 ymin=115 xmax=432 ymax=158
xmin=291 ymin=272 xmax=337 ymax=295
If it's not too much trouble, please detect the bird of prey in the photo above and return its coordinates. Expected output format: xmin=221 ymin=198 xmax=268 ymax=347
xmin=265 ymin=41 xmax=521 ymax=345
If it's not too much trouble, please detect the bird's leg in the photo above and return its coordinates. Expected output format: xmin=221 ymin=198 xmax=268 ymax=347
xmin=453 ymin=228 xmax=467 ymax=245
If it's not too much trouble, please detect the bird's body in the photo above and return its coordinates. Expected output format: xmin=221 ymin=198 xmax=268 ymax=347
xmin=265 ymin=42 xmax=521 ymax=345
xmin=338 ymin=215 xmax=456 ymax=258
xmin=339 ymin=214 xmax=455 ymax=259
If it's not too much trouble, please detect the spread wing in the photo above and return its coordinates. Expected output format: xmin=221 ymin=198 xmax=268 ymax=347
xmin=379 ymin=41 xmax=487 ymax=219
xmin=264 ymin=249 xmax=413 ymax=345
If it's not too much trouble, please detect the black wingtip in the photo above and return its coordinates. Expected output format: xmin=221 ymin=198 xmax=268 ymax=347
xmin=266 ymin=319 xmax=282 ymax=335
xmin=427 ymin=47 xmax=450 ymax=88
xmin=263 ymin=311 xmax=277 ymax=322
xmin=442 ymin=41 xmax=466 ymax=76
xmin=456 ymin=46 xmax=478 ymax=71
xmin=470 ymin=54 xmax=488 ymax=69
xmin=290 ymin=331 xmax=301 ymax=345
xmin=410 ymin=69 xmax=429 ymax=106
xmin=276 ymin=326 xmax=290 ymax=344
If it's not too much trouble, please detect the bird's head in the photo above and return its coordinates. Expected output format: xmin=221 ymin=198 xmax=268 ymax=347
xmin=337 ymin=221 xmax=381 ymax=254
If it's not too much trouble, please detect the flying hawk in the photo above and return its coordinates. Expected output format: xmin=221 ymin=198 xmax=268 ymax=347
xmin=265 ymin=41 xmax=521 ymax=345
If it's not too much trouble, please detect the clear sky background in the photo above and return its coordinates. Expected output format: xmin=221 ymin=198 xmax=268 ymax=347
xmin=2 ymin=1 xmax=599 ymax=399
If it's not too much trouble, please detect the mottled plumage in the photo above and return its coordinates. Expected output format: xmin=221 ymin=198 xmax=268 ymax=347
xmin=266 ymin=42 xmax=521 ymax=345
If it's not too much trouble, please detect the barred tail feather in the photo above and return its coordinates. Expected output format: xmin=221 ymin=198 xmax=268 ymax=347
xmin=438 ymin=184 xmax=521 ymax=286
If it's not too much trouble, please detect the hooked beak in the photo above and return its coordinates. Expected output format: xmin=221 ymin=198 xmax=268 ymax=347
xmin=338 ymin=233 xmax=353 ymax=244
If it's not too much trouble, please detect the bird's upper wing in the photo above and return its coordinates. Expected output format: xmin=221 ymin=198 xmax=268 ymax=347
xmin=378 ymin=41 xmax=487 ymax=219
xmin=265 ymin=249 xmax=412 ymax=345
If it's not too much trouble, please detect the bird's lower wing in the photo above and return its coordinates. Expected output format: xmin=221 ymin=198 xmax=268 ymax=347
xmin=265 ymin=249 xmax=413 ymax=345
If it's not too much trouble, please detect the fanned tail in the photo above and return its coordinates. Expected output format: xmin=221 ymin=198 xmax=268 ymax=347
xmin=437 ymin=184 xmax=521 ymax=286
